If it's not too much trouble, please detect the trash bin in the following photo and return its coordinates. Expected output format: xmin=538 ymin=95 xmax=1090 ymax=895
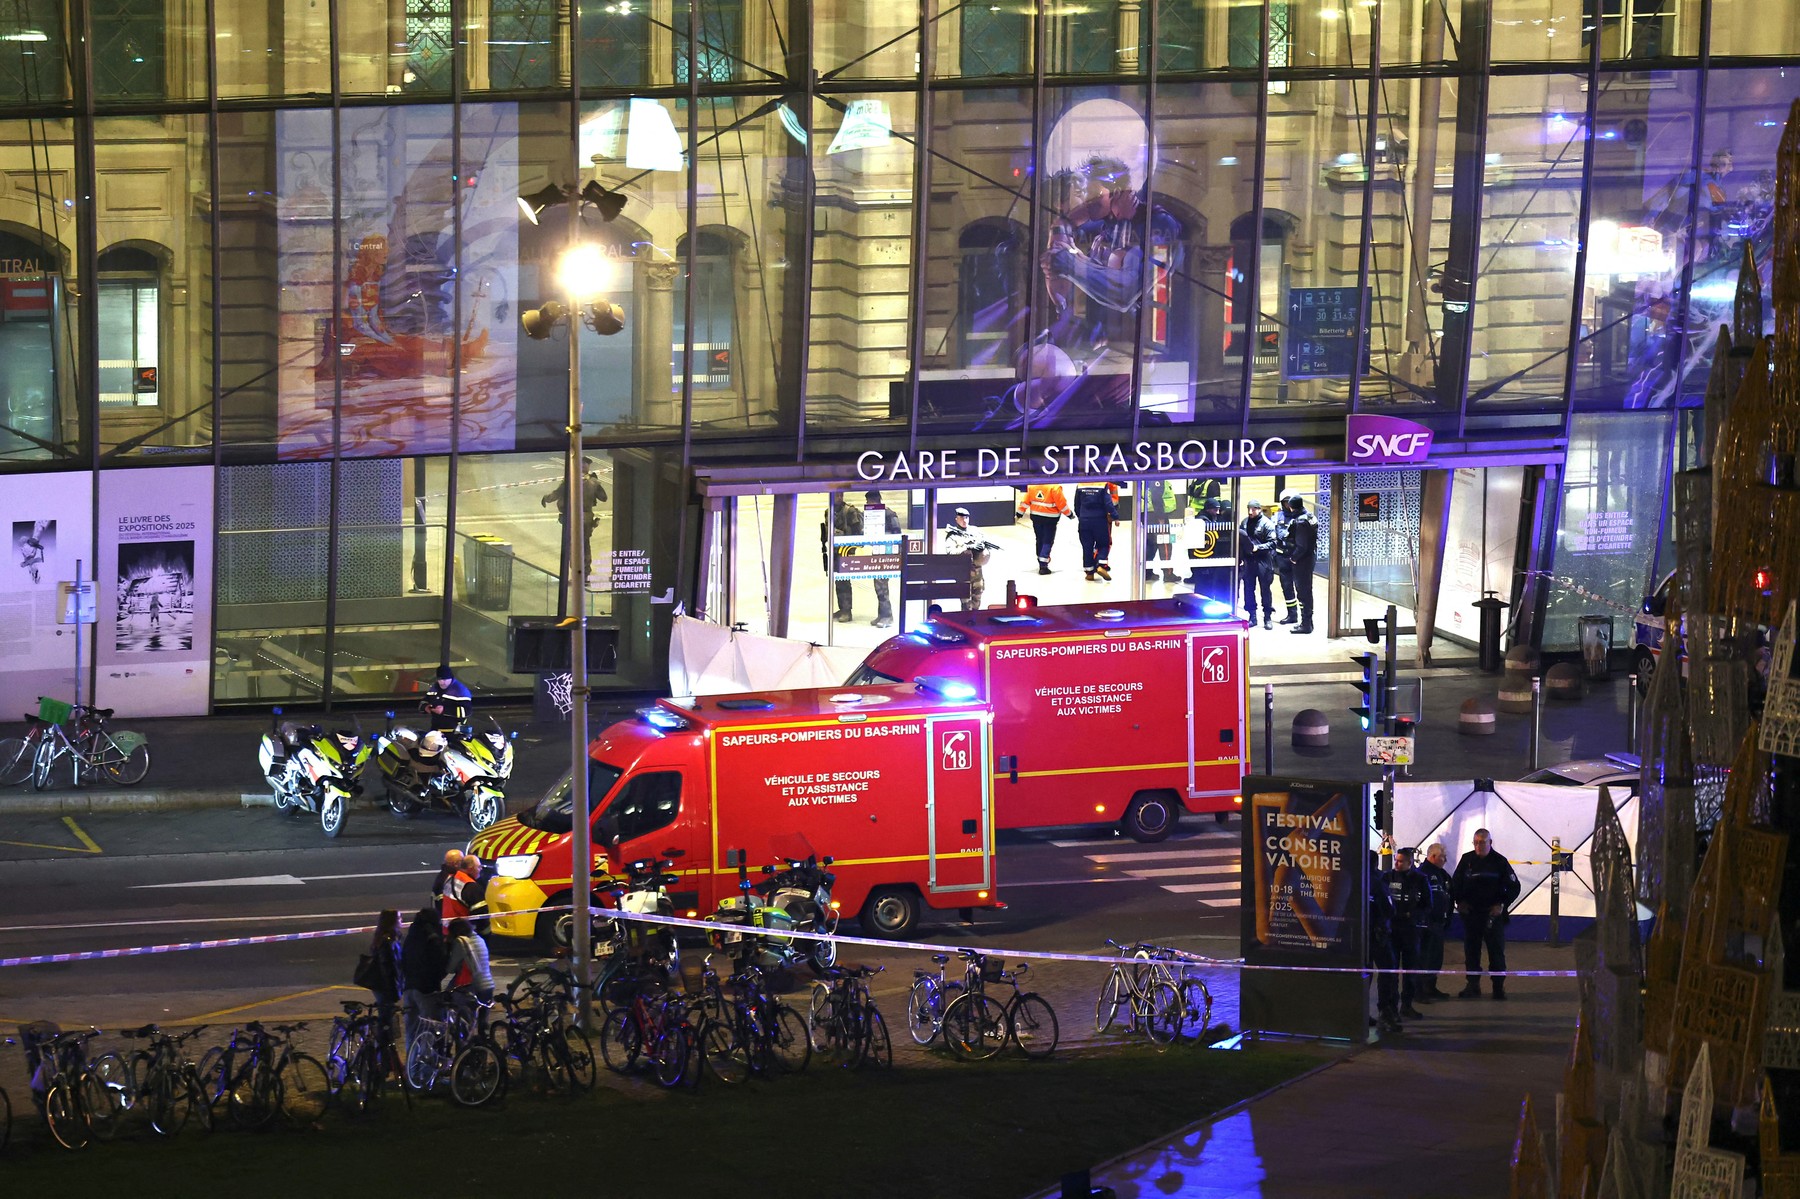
xmin=1578 ymin=615 xmax=1613 ymax=680
xmin=474 ymin=536 xmax=513 ymax=611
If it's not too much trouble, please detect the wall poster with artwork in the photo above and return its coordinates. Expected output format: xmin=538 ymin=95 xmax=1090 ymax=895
xmin=0 ymin=471 xmax=92 ymax=719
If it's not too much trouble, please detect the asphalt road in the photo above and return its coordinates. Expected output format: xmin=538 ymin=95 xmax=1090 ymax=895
xmin=0 ymin=805 xmax=1248 ymax=1042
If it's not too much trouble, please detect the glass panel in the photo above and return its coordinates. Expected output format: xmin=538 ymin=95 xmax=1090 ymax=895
xmin=1047 ymin=0 xmax=1122 ymax=75
xmin=1572 ymin=70 xmax=1700 ymax=411
xmin=1286 ymin=0 xmax=1377 ymax=71
xmin=1154 ymin=0 xmax=1227 ymax=73
xmin=580 ymin=0 xmax=654 ymax=89
xmin=472 ymin=0 xmax=559 ymax=91
xmin=1542 ymin=411 xmax=1672 ymax=649
xmin=450 ymin=450 xmax=565 ymax=695
xmin=806 ymin=92 xmax=916 ymax=432
xmin=92 ymin=0 xmax=204 ymax=102
xmin=330 ymin=104 xmax=458 ymax=456
xmin=1025 ymin=83 xmax=1149 ymax=434
xmin=1468 ymin=73 xmax=1586 ymax=407
xmin=1369 ymin=67 xmax=1462 ymax=407
xmin=679 ymin=0 xmax=774 ymax=85
xmin=1378 ymin=0 xmax=1461 ymax=67
xmin=214 ymin=461 xmax=331 ymax=703
xmin=338 ymin=0 xmax=453 ymax=96
xmin=1585 ymin=0 xmax=1699 ymax=59
xmin=535 ymin=97 xmax=687 ymax=441
xmin=589 ymin=445 xmax=683 ymax=689
xmin=216 ymin=110 xmax=282 ymax=459
xmin=1489 ymin=0 xmax=1586 ymax=63
xmin=218 ymin=0 xmax=330 ymax=98
xmin=0 ymin=0 xmax=71 ymax=105
xmin=687 ymin=94 xmax=803 ymax=438
xmin=330 ymin=457 xmax=447 ymax=699
xmin=97 ymin=114 xmax=212 ymax=460
xmin=915 ymin=87 xmax=1032 ymax=436
xmin=1150 ymin=80 xmax=1260 ymax=421
xmin=800 ymin=487 xmax=912 ymax=647
xmin=816 ymin=4 xmax=918 ymax=81
xmin=936 ymin=0 xmax=1033 ymax=79
xmin=1337 ymin=469 xmax=1422 ymax=632
xmin=0 ymin=116 xmax=82 ymax=465
xmin=1253 ymin=78 xmax=1371 ymax=410
xmin=1710 ymin=0 xmax=1800 ymax=57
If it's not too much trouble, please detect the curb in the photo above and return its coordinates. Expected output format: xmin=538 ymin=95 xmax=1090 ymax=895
xmin=0 ymin=789 xmax=263 ymax=814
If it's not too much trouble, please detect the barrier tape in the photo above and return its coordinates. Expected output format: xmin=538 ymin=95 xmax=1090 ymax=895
xmin=0 ymin=900 xmax=1579 ymax=978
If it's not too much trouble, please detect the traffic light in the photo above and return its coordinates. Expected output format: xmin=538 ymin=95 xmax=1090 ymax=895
xmin=1350 ymin=651 xmax=1382 ymax=730
xmin=1373 ymin=787 xmax=1392 ymax=832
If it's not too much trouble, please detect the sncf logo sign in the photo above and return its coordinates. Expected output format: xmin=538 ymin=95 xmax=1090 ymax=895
xmin=1346 ymin=414 xmax=1434 ymax=466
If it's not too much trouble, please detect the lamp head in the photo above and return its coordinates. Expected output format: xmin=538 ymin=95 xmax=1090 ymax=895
xmin=517 ymin=182 xmax=569 ymax=225
xmin=581 ymin=180 xmax=627 ymax=222
xmin=520 ymin=300 xmax=568 ymax=340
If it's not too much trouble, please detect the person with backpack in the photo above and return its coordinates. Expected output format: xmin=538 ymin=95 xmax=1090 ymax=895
xmin=399 ymin=907 xmax=447 ymax=1051
xmin=354 ymin=909 xmax=403 ymax=1036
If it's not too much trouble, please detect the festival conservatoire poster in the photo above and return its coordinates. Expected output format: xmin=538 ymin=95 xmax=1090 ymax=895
xmin=1241 ymin=778 xmax=1365 ymax=962
xmin=95 ymin=466 xmax=215 ymax=717
xmin=0 ymin=471 xmax=92 ymax=717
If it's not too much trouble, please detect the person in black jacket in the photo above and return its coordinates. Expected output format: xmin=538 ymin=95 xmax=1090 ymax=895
xmin=1237 ymin=501 xmax=1276 ymax=628
xmin=360 ymin=908 xmax=403 ymax=1037
xmin=1283 ymin=495 xmax=1318 ymax=634
xmin=399 ymin=906 xmax=447 ymax=1050
xmin=1451 ymin=828 xmax=1522 ymax=999
xmin=1369 ymin=851 xmax=1401 ymax=1035
xmin=1416 ymin=843 xmax=1454 ymax=1000
xmin=1384 ymin=847 xmax=1433 ymax=1018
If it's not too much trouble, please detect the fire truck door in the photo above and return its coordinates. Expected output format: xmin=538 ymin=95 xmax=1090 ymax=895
xmin=1186 ymin=630 xmax=1246 ymax=799
xmin=926 ymin=714 xmax=990 ymax=893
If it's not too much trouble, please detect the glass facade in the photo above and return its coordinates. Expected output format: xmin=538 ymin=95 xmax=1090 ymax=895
xmin=0 ymin=0 xmax=1776 ymax=709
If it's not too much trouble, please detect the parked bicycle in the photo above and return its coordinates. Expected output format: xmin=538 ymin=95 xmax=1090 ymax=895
xmin=199 ymin=1021 xmax=331 ymax=1129
xmin=30 ymin=703 xmax=151 ymax=791
xmin=0 ymin=703 xmax=61 ymax=787
xmin=598 ymin=961 xmax=692 ymax=1088
xmin=905 ymin=953 xmax=963 ymax=1047
xmin=325 ymin=1001 xmax=410 ymax=1117
xmin=1094 ymin=939 xmax=1212 ymax=1045
xmin=17 ymin=1024 xmax=127 ymax=1151
xmin=805 ymin=963 xmax=892 ymax=1070
xmin=118 ymin=1024 xmax=214 ymax=1137
xmin=487 ymin=993 xmax=594 ymax=1096
xmin=938 ymin=950 xmax=1058 ymax=1062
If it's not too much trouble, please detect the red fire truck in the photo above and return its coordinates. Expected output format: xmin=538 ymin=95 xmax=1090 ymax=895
xmin=851 ymin=595 xmax=1249 ymax=841
xmin=471 ymin=683 xmax=997 ymax=940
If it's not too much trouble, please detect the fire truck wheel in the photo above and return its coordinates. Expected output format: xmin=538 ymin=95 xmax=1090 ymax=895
xmin=860 ymin=887 xmax=920 ymax=939
xmin=1122 ymin=792 xmax=1178 ymax=843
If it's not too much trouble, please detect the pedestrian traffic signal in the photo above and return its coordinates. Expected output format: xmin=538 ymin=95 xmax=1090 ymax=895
xmin=1350 ymin=651 xmax=1381 ymax=730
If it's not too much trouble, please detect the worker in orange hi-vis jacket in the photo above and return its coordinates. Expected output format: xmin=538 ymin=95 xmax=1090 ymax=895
xmin=1015 ymin=483 xmax=1075 ymax=575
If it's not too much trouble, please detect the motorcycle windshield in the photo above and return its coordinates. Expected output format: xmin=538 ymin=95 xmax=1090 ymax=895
xmin=768 ymin=832 xmax=817 ymax=865
xmin=519 ymin=763 xmax=624 ymax=834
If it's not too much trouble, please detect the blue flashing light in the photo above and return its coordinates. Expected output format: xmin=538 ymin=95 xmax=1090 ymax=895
xmin=915 ymin=675 xmax=978 ymax=701
xmin=637 ymin=706 xmax=691 ymax=732
xmin=1200 ymin=599 xmax=1233 ymax=618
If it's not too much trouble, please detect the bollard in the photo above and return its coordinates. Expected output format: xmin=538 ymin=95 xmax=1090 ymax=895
xmin=1549 ymin=856 xmax=1561 ymax=948
xmin=1292 ymin=709 xmax=1331 ymax=748
xmin=1529 ymin=676 xmax=1542 ymax=771
xmin=1627 ymin=676 xmax=1638 ymax=755
xmin=1264 ymin=683 xmax=1274 ymax=775
xmin=1458 ymin=696 xmax=1497 ymax=736
xmin=1496 ymin=670 xmax=1534 ymax=714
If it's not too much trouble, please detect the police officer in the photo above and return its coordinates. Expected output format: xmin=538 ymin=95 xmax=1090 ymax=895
xmin=1416 ymin=842 xmax=1454 ymax=1000
xmin=1369 ymin=850 xmax=1402 ymax=1035
xmin=1451 ymin=827 xmax=1521 ymax=999
xmin=424 ymin=665 xmax=472 ymax=731
xmin=1236 ymin=500 xmax=1276 ymax=629
xmin=1384 ymin=846 xmax=1433 ymax=1019
xmin=942 ymin=507 xmax=998 ymax=611
xmin=1284 ymin=495 xmax=1319 ymax=635
xmin=1073 ymin=483 xmax=1119 ymax=581
xmin=862 ymin=489 xmax=899 ymax=629
xmin=1273 ymin=490 xmax=1299 ymax=625
xmin=823 ymin=492 xmax=864 ymax=623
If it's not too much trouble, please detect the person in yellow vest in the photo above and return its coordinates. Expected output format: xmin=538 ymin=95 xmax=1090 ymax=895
xmin=1015 ymin=483 xmax=1075 ymax=575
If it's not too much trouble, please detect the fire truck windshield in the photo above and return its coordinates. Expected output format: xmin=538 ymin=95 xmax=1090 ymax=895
xmin=520 ymin=762 xmax=625 ymax=833
xmin=843 ymin=663 xmax=901 ymax=687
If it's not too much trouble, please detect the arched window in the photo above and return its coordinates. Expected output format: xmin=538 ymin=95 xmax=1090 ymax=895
xmin=956 ymin=220 xmax=1027 ymax=369
xmin=97 ymin=245 xmax=161 ymax=408
xmin=675 ymin=232 xmax=734 ymax=391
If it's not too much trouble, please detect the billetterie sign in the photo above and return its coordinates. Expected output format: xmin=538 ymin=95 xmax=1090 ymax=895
xmin=856 ymin=437 xmax=1291 ymax=483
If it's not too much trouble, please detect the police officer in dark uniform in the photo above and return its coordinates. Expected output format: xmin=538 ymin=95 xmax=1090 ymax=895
xmin=1236 ymin=500 xmax=1276 ymax=628
xmin=1284 ymin=494 xmax=1319 ymax=635
xmin=1369 ymin=850 xmax=1401 ymax=1035
xmin=1273 ymin=491 xmax=1298 ymax=624
xmin=1451 ymin=827 xmax=1522 ymax=999
xmin=1073 ymin=483 xmax=1119 ymax=581
xmin=424 ymin=665 xmax=472 ymax=731
xmin=1416 ymin=842 xmax=1454 ymax=1000
xmin=1384 ymin=845 xmax=1433 ymax=1019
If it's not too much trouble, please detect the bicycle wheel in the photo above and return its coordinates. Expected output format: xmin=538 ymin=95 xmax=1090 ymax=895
xmin=699 ymin=1020 xmax=748 ymax=1085
xmin=598 ymin=1009 xmax=641 ymax=1074
xmin=807 ymin=984 xmax=850 ymax=1062
xmin=79 ymin=1065 xmax=127 ymax=1141
xmin=906 ymin=978 xmax=941 ymax=1046
xmin=0 ymin=737 xmax=33 ymax=786
xmin=101 ymin=738 xmax=151 ymax=786
xmin=44 ymin=1078 xmax=90 ymax=1151
xmin=862 ymin=1009 xmax=893 ymax=1070
xmin=1009 ymin=994 xmax=1060 ymax=1059
xmin=1095 ymin=970 xmax=1127 ymax=1035
xmin=450 ymin=1043 xmax=504 ymax=1108
xmin=30 ymin=739 xmax=58 ymax=791
xmin=488 ymin=1023 xmax=529 ymax=1090
xmin=405 ymin=1029 xmax=449 ymax=1093
xmin=184 ymin=1068 xmax=215 ymax=1134
xmin=228 ymin=1059 xmax=280 ymax=1130
xmin=559 ymin=1026 xmax=597 ymax=1091
xmin=146 ymin=1066 xmax=188 ymax=1137
xmin=941 ymin=993 xmax=1008 ymax=1062
xmin=278 ymin=1053 xmax=331 ymax=1123
xmin=767 ymin=1003 xmax=812 ymax=1075
xmin=1144 ymin=981 xmax=1183 ymax=1045
xmin=1182 ymin=979 xmax=1215 ymax=1042
xmin=194 ymin=1045 xmax=228 ymax=1113
xmin=651 ymin=1024 xmax=689 ymax=1089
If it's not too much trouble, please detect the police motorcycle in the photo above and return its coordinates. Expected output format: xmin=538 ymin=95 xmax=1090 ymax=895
xmin=257 ymin=708 xmax=372 ymax=838
xmin=707 ymin=850 xmax=839 ymax=972
xmin=372 ymin=707 xmax=515 ymax=833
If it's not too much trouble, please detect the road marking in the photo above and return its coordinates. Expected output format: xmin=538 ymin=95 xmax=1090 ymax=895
xmin=135 ymin=874 xmax=307 ymax=889
xmin=1000 ymin=877 xmax=1154 ymax=888
xmin=1084 ymin=848 xmax=1238 ymax=864
xmin=63 ymin=816 xmax=102 ymax=853
xmin=181 ymin=985 xmax=360 ymax=1025
xmin=299 ymin=869 xmax=435 ymax=883
xmin=0 ymin=911 xmax=379 ymax=933
xmin=0 ymin=816 xmax=103 ymax=856
xmin=1123 ymin=864 xmax=1241 ymax=879
xmin=1162 ymin=882 xmax=1240 ymax=895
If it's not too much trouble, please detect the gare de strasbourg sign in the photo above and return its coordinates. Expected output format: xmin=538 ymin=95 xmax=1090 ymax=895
xmin=852 ymin=417 xmax=1435 ymax=484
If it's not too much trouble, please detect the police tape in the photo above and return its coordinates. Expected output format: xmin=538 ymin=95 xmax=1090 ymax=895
xmin=0 ymin=901 xmax=1580 ymax=978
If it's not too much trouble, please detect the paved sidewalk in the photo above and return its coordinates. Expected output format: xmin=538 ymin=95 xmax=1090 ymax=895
xmin=1033 ymin=941 xmax=1578 ymax=1199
